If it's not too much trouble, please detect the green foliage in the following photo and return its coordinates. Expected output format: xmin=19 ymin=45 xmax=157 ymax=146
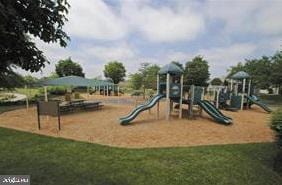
xmin=104 ymin=61 xmax=126 ymax=84
xmin=210 ymin=78 xmax=223 ymax=85
xmin=0 ymin=0 xmax=70 ymax=87
xmin=129 ymin=63 xmax=160 ymax=92
xmin=271 ymin=108 xmax=282 ymax=146
xmin=228 ymin=51 xmax=282 ymax=91
xmin=245 ymin=57 xmax=272 ymax=89
xmin=271 ymin=51 xmax=282 ymax=89
xmin=23 ymin=75 xmax=39 ymax=87
xmin=0 ymin=71 xmax=24 ymax=89
xmin=129 ymin=73 xmax=143 ymax=90
xmin=55 ymin=58 xmax=85 ymax=77
xmin=184 ymin=56 xmax=210 ymax=86
xmin=0 ymin=128 xmax=282 ymax=184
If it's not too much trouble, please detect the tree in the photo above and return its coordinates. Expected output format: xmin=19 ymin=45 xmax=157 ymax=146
xmin=244 ymin=57 xmax=272 ymax=89
xmin=55 ymin=58 xmax=85 ymax=77
xmin=138 ymin=63 xmax=160 ymax=90
xmin=184 ymin=56 xmax=210 ymax=86
xmin=271 ymin=51 xmax=282 ymax=94
xmin=128 ymin=63 xmax=160 ymax=98
xmin=104 ymin=61 xmax=126 ymax=84
xmin=0 ymin=0 xmax=70 ymax=88
xmin=23 ymin=75 xmax=39 ymax=87
xmin=227 ymin=62 xmax=245 ymax=78
xmin=228 ymin=57 xmax=272 ymax=89
xmin=210 ymin=78 xmax=223 ymax=85
xmin=129 ymin=73 xmax=143 ymax=90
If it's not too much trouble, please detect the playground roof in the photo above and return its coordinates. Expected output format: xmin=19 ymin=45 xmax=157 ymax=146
xmin=40 ymin=76 xmax=114 ymax=87
xmin=159 ymin=63 xmax=184 ymax=75
xmin=231 ymin=71 xmax=250 ymax=80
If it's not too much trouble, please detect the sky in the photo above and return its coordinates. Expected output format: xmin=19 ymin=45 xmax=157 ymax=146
xmin=18 ymin=0 xmax=282 ymax=79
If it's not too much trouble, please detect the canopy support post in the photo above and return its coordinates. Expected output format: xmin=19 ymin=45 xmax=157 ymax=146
xmin=166 ymin=73 xmax=170 ymax=121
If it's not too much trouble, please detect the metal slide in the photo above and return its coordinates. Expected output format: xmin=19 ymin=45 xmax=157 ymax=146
xmin=119 ymin=94 xmax=165 ymax=125
xmin=197 ymin=100 xmax=232 ymax=125
xmin=202 ymin=100 xmax=232 ymax=121
xmin=246 ymin=95 xmax=272 ymax=113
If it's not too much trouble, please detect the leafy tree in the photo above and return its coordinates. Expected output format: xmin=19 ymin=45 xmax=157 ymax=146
xmin=228 ymin=57 xmax=272 ymax=89
xmin=104 ymin=61 xmax=126 ymax=84
xmin=226 ymin=62 xmax=245 ymax=78
xmin=0 ymin=0 xmax=70 ymax=88
xmin=244 ymin=57 xmax=272 ymax=89
xmin=0 ymin=71 xmax=24 ymax=89
xmin=128 ymin=63 xmax=160 ymax=98
xmin=55 ymin=58 xmax=85 ymax=77
xmin=129 ymin=73 xmax=143 ymax=90
xmin=271 ymin=51 xmax=282 ymax=94
xmin=184 ymin=56 xmax=210 ymax=86
xmin=23 ymin=75 xmax=39 ymax=87
xmin=138 ymin=63 xmax=160 ymax=90
xmin=210 ymin=78 xmax=223 ymax=86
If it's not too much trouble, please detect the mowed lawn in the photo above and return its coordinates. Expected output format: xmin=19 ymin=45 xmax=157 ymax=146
xmin=0 ymin=127 xmax=281 ymax=185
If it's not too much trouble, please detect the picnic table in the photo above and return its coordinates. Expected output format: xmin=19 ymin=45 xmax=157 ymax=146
xmin=59 ymin=100 xmax=103 ymax=114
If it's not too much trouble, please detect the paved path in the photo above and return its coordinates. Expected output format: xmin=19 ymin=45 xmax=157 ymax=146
xmin=2 ymin=93 xmax=27 ymax=102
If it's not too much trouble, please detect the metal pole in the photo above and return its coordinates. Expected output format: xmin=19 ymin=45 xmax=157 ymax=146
xmin=44 ymin=86 xmax=48 ymax=102
xmin=166 ymin=73 xmax=170 ymax=121
xmin=157 ymin=74 xmax=160 ymax=94
xmin=189 ymin=85 xmax=194 ymax=119
xmin=242 ymin=78 xmax=246 ymax=94
xmin=25 ymin=85 xmax=29 ymax=110
xmin=179 ymin=75 xmax=183 ymax=118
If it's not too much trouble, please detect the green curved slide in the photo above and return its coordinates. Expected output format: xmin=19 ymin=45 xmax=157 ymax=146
xmin=197 ymin=100 xmax=232 ymax=125
xmin=246 ymin=95 xmax=272 ymax=113
xmin=120 ymin=94 xmax=165 ymax=125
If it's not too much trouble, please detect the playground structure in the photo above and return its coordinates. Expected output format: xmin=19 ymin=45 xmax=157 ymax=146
xmin=214 ymin=71 xmax=272 ymax=113
xmin=120 ymin=63 xmax=232 ymax=125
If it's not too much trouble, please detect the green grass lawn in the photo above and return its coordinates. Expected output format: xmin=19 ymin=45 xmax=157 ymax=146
xmin=260 ymin=94 xmax=282 ymax=108
xmin=0 ymin=127 xmax=281 ymax=185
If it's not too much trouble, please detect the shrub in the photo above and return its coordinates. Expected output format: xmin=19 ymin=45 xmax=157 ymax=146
xmin=271 ymin=108 xmax=282 ymax=172
xmin=271 ymin=108 xmax=282 ymax=146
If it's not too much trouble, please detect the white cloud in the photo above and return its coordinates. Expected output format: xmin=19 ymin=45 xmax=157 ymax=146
xmin=165 ymin=43 xmax=258 ymax=77
xmin=204 ymin=0 xmax=282 ymax=36
xmin=83 ymin=44 xmax=136 ymax=61
xmin=122 ymin=1 xmax=204 ymax=42
xmin=66 ymin=0 xmax=128 ymax=40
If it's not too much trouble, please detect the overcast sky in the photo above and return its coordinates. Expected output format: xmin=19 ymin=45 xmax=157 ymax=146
xmin=18 ymin=0 xmax=282 ymax=79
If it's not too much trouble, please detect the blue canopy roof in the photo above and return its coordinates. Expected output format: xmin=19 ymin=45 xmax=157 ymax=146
xmin=159 ymin=63 xmax=184 ymax=75
xmin=40 ymin=76 xmax=114 ymax=87
xmin=231 ymin=71 xmax=250 ymax=80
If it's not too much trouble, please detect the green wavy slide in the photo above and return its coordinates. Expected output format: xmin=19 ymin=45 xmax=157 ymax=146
xmin=119 ymin=94 xmax=165 ymax=125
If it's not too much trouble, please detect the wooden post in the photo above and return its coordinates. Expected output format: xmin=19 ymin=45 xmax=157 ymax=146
xmin=166 ymin=73 xmax=170 ymax=121
xmin=157 ymin=101 xmax=160 ymax=119
xmin=107 ymin=85 xmax=109 ymax=96
xmin=179 ymin=75 xmax=183 ymax=118
xmin=44 ymin=86 xmax=48 ymax=102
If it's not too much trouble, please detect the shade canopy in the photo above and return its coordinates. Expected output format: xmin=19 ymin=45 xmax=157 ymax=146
xmin=231 ymin=71 xmax=250 ymax=80
xmin=158 ymin=63 xmax=184 ymax=75
xmin=40 ymin=76 xmax=114 ymax=87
